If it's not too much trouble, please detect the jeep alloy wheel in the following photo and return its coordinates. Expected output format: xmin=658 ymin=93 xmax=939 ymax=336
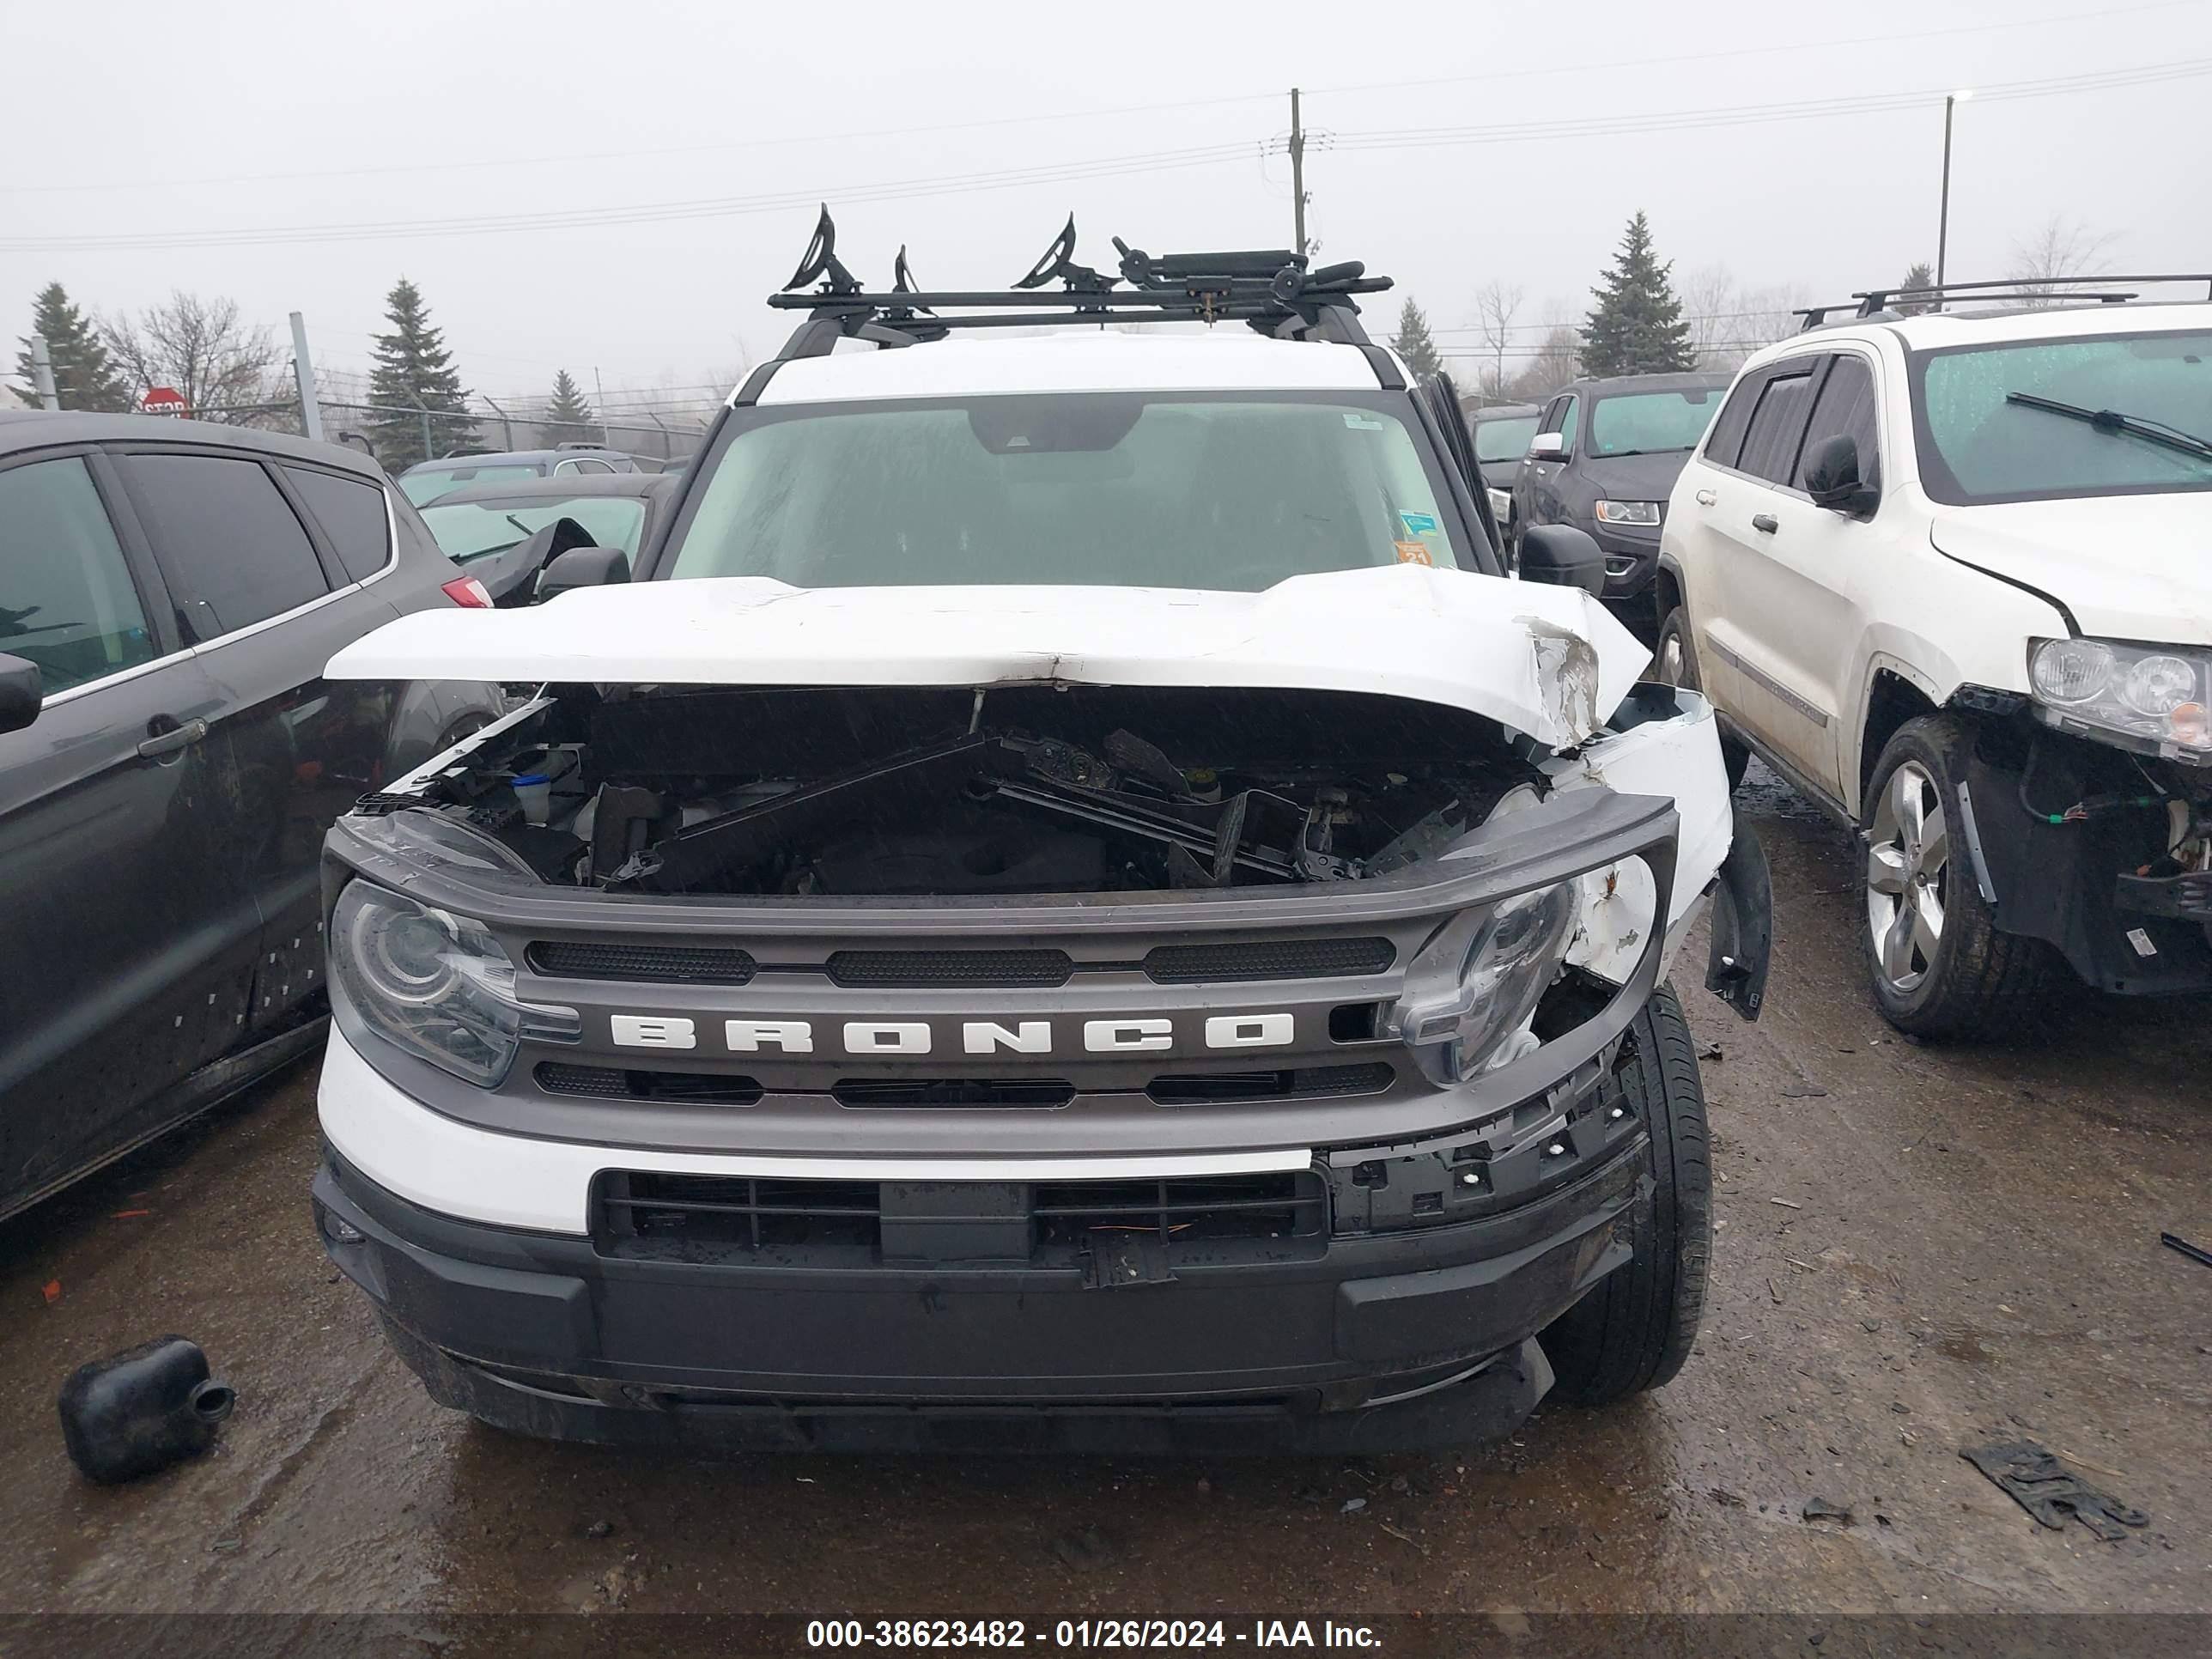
xmin=1865 ymin=758 xmax=1946 ymax=993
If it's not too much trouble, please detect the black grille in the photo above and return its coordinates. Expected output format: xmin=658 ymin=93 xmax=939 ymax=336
xmin=591 ymin=1170 xmax=1326 ymax=1265
xmin=1144 ymin=936 xmax=1395 ymax=983
xmin=824 ymin=949 xmax=1073 ymax=988
xmin=528 ymin=941 xmax=757 ymax=984
xmin=537 ymin=1063 xmax=763 ymax=1105
xmin=831 ymin=1078 xmax=1076 ymax=1109
xmin=1031 ymin=1172 xmax=1327 ymax=1249
xmin=1146 ymin=1062 xmax=1395 ymax=1105
xmin=597 ymin=1172 xmax=880 ymax=1259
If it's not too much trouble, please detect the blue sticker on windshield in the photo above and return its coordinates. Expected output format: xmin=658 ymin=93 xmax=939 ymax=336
xmin=1342 ymin=411 xmax=1388 ymax=430
xmin=1398 ymin=510 xmax=1439 ymax=536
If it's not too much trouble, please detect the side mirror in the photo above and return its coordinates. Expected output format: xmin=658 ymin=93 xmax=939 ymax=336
xmin=1528 ymin=432 xmax=1565 ymax=462
xmin=536 ymin=545 xmax=631 ymax=602
xmin=1802 ymin=434 xmax=1880 ymax=516
xmin=1518 ymin=525 xmax=1606 ymax=595
xmin=0 ymin=653 xmax=41 ymax=736
xmin=472 ymin=515 xmax=595 ymax=606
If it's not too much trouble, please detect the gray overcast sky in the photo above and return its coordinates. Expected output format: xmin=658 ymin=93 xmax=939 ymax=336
xmin=5 ymin=0 xmax=2209 ymax=407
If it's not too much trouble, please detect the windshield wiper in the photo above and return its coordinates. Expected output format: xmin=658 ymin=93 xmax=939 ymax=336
xmin=1596 ymin=447 xmax=1692 ymax=459
xmin=2003 ymin=392 xmax=2212 ymax=463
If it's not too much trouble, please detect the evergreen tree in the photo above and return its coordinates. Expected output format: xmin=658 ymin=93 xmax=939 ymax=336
xmin=540 ymin=368 xmax=593 ymax=443
xmin=1392 ymin=298 xmax=1444 ymax=386
xmin=1580 ymin=213 xmax=1695 ymax=376
xmin=367 ymin=277 xmax=476 ymax=470
xmin=14 ymin=282 xmax=131 ymax=411
xmin=1893 ymin=262 xmax=1938 ymax=314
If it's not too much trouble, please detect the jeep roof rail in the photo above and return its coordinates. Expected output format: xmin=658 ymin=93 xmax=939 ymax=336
xmin=553 ymin=441 xmax=611 ymax=451
xmin=1794 ymin=272 xmax=2212 ymax=329
xmin=763 ymin=205 xmax=1392 ymax=355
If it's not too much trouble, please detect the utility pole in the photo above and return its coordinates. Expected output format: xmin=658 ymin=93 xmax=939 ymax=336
xmin=1288 ymin=88 xmax=1308 ymax=259
xmin=27 ymin=336 xmax=60 ymax=410
xmin=289 ymin=312 xmax=324 ymax=442
xmin=1936 ymin=89 xmax=1972 ymax=288
xmin=593 ymin=367 xmax=611 ymax=446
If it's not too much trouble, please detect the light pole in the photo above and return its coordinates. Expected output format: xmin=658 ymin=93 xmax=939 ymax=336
xmin=1936 ymin=89 xmax=1972 ymax=288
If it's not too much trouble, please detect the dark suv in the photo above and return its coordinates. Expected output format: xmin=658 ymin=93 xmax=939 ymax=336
xmin=1509 ymin=372 xmax=1729 ymax=638
xmin=0 ymin=412 xmax=504 ymax=1222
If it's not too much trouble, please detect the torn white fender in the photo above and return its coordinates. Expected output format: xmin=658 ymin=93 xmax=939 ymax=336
xmin=1544 ymin=687 xmax=1736 ymax=988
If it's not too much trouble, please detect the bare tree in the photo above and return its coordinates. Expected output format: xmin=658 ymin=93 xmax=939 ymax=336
xmin=101 ymin=293 xmax=284 ymax=422
xmin=1474 ymin=279 xmax=1523 ymax=403
xmin=2008 ymin=216 xmax=2115 ymax=304
xmin=1674 ymin=266 xmax=1810 ymax=372
xmin=1502 ymin=325 xmax=1581 ymax=403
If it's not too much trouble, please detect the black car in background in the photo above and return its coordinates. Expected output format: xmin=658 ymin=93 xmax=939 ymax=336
xmin=0 ymin=412 xmax=506 ymax=1223
xmin=1508 ymin=372 xmax=1729 ymax=637
xmin=415 ymin=472 xmax=680 ymax=604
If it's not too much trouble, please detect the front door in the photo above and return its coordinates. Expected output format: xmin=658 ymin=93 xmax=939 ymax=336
xmin=112 ymin=448 xmax=403 ymax=1035
xmin=0 ymin=451 xmax=258 ymax=1212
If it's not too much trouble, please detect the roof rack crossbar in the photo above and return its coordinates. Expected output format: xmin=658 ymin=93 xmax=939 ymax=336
xmin=1796 ymin=271 xmax=2212 ymax=328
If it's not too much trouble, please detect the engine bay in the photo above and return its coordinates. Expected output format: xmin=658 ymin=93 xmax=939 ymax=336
xmin=362 ymin=684 xmax=1552 ymax=899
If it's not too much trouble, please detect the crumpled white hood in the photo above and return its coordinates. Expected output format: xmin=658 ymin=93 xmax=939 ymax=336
xmin=326 ymin=565 xmax=1652 ymax=749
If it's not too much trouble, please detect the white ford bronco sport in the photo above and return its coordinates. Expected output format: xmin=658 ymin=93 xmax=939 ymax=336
xmin=308 ymin=216 xmax=1770 ymax=1453
xmin=1655 ymin=275 xmax=2211 ymax=1039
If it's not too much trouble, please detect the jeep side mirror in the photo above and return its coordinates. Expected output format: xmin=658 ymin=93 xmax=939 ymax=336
xmin=0 ymin=653 xmax=40 ymax=735
xmin=1802 ymin=434 xmax=1880 ymax=516
xmin=1518 ymin=525 xmax=1606 ymax=595
xmin=535 ymin=545 xmax=631 ymax=602
xmin=1528 ymin=432 xmax=1565 ymax=462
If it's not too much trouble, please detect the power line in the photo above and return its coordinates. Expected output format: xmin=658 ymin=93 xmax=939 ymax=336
xmin=4 ymin=0 xmax=2181 ymax=198
xmin=9 ymin=51 xmax=2200 ymax=258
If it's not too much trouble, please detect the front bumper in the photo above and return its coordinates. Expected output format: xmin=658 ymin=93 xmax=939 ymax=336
xmin=314 ymin=1116 xmax=1642 ymax=1453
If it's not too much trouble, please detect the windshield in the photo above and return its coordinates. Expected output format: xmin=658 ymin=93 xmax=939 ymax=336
xmin=1585 ymin=389 xmax=1721 ymax=458
xmin=665 ymin=393 xmax=1468 ymax=590
xmin=419 ymin=495 xmax=647 ymax=563
xmin=1474 ymin=415 xmax=1539 ymax=463
xmin=399 ymin=463 xmax=543 ymax=505
xmin=1911 ymin=330 xmax=2212 ymax=505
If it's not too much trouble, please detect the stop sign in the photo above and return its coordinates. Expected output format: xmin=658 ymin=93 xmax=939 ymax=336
xmin=142 ymin=387 xmax=188 ymax=416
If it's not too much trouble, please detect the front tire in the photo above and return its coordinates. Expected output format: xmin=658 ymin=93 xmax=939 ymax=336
xmin=1653 ymin=608 xmax=1749 ymax=790
xmin=1860 ymin=714 xmax=2063 ymax=1040
xmin=1541 ymin=988 xmax=1711 ymax=1406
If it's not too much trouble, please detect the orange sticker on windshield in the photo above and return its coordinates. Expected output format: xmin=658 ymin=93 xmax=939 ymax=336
xmin=1395 ymin=540 xmax=1433 ymax=565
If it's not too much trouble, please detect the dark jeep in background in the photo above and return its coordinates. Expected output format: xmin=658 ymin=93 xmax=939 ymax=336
xmin=1510 ymin=372 xmax=1729 ymax=639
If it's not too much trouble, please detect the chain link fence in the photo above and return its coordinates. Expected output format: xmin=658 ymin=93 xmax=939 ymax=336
xmin=143 ymin=391 xmax=717 ymax=475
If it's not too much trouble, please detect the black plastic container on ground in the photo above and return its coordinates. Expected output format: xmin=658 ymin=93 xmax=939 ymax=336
xmin=58 ymin=1336 xmax=235 ymax=1484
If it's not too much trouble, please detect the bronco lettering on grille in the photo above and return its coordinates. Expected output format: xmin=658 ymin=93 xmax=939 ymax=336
xmin=605 ymin=1014 xmax=1300 ymax=1057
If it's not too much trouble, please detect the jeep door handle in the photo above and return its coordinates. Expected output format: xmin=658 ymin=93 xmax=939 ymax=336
xmin=137 ymin=716 xmax=209 ymax=759
xmin=1751 ymin=514 xmax=1779 ymax=534
xmin=1695 ymin=489 xmax=1717 ymax=507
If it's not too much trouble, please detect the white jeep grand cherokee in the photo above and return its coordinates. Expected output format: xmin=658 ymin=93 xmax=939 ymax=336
xmin=1656 ymin=283 xmax=2211 ymax=1038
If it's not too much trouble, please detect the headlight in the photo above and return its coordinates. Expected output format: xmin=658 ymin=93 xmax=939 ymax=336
xmin=1593 ymin=500 xmax=1662 ymax=526
xmin=1382 ymin=883 xmax=1579 ymax=1087
xmin=330 ymin=882 xmax=579 ymax=1086
xmin=2027 ymin=638 xmax=2211 ymax=758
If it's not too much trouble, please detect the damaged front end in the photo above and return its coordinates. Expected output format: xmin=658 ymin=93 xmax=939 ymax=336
xmin=333 ymin=678 xmax=1765 ymax=1153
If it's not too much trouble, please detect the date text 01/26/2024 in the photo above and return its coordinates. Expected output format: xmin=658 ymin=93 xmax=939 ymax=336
xmin=805 ymin=1620 xmax=1383 ymax=1650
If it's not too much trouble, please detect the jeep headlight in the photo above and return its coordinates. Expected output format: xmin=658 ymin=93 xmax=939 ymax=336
xmin=2027 ymin=638 xmax=2211 ymax=757
xmin=1593 ymin=500 xmax=1662 ymax=526
xmin=1382 ymin=884 xmax=1579 ymax=1087
xmin=330 ymin=883 xmax=579 ymax=1086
